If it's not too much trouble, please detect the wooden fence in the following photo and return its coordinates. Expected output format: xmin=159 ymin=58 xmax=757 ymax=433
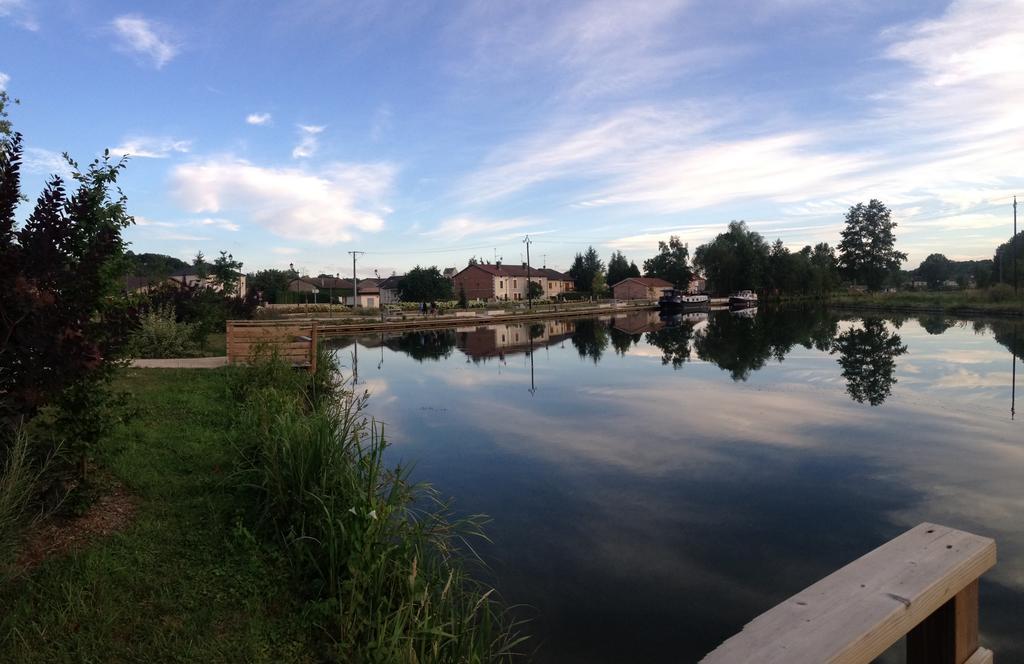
xmin=226 ymin=320 xmax=318 ymax=372
xmin=700 ymin=522 xmax=996 ymax=663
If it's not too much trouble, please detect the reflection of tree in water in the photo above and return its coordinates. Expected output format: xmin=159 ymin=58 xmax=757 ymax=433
xmin=644 ymin=322 xmax=696 ymax=369
xmin=609 ymin=327 xmax=642 ymax=356
xmin=831 ymin=318 xmax=908 ymax=406
xmin=919 ymin=314 xmax=957 ymax=335
xmin=384 ymin=329 xmax=457 ymax=361
xmin=985 ymin=321 xmax=1023 ymax=361
xmin=694 ymin=306 xmax=840 ymax=381
xmin=571 ymin=319 xmax=609 ymax=363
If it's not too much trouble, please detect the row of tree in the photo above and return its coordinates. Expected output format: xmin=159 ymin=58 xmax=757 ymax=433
xmin=563 ymin=200 xmax=913 ymax=295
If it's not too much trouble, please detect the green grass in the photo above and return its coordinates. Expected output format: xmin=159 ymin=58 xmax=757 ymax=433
xmin=0 ymin=369 xmax=318 ymax=663
xmin=830 ymin=287 xmax=1024 ymax=317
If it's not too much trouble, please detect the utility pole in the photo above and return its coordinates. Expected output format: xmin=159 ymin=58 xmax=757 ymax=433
xmin=348 ymin=251 xmax=365 ymax=308
xmin=1014 ymin=196 xmax=1018 ymax=296
xmin=523 ymin=235 xmax=533 ymax=310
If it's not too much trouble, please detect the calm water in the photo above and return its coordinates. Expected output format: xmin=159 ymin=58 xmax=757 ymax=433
xmin=327 ymin=306 xmax=1022 ymax=662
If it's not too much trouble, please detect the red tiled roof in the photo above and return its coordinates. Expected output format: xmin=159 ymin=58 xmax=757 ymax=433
xmin=610 ymin=277 xmax=673 ymax=288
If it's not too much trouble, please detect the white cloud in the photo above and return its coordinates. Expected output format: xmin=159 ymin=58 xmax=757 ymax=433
xmin=451 ymin=0 xmax=725 ymax=102
xmin=111 ymin=15 xmax=179 ymax=68
xmin=0 ymin=72 xmax=8 ymax=90
xmin=109 ymin=136 xmax=191 ymax=158
xmin=272 ymin=247 xmax=301 ymax=255
xmin=0 ymin=0 xmax=37 ymax=30
xmin=134 ymin=216 xmax=176 ymax=228
xmin=292 ymin=124 xmax=326 ymax=159
xmin=422 ymin=217 xmax=534 ymax=242
xmin=459 ymin=0 xmax=1024 ymax=264
xmin=246 ymin=112 xmax=272 ymax=126
xmin=171 ymin=157 xmax=395 ymax=243
xmin=22 ymin=147 xmax=73 ymax=178
xmin=197 ymin=217 xmax=241 ymax=231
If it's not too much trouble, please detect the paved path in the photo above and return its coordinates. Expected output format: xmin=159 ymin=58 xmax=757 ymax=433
xmin=131 ymin=356 xmax=228 ymax=369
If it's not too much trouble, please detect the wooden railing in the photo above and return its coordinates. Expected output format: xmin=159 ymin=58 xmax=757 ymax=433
xmin=700 ymin=523 xmax=996 ymax=664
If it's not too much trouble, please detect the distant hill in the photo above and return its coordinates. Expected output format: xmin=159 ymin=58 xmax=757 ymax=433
xmin=125 ymin=251 xmax=189 ymax=279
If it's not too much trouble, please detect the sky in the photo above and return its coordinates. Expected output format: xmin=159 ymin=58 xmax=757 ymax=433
xmin=2 ymin=0 xmax=1023 ymax=278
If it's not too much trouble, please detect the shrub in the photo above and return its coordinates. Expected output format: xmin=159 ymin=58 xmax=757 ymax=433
xmin=986 ymin=283 xmax=1016 ymax=303
xmin=125 ymin=304 xmax=200 ymax=358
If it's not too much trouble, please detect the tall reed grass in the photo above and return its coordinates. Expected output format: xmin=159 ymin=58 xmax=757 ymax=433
xmin=230 ymin=349 xmax=527 ymax=662
xmin=0 ymin=426 xmax=47 ymax=574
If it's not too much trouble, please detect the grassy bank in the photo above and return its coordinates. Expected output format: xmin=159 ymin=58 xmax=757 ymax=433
xmin=829 ymin=289 xmax=1024 ymax=318
xmin=1 ymin=360 xmax=523 ymax=662
xmin=1 ymin=369 xmax=315 ymax=662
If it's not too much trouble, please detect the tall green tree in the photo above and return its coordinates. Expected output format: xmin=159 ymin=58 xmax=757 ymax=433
xmin=1 ymin=113 xmax=135 ymax=475
xmin=399 ymin=265 xmax=453 ymax=302
xmin=568 ymin=246 xmax=604 ymax=292
xmin=694 ymin=221 xmax=769 ymax=295
xmin=192 ymin=251 xmax=209 ymax=280
xmin=916 ymin=253 xmax=953 ymax=288
xmin=211 ymin=250 xmax=243 ymax=294
xmin=607 ymin=250 xmax=633 ymax=286
xmin=992 ymin=231 xmax=1023 ymax=287
xmin=248 ymin=268 xmax=292 ymax=303
xmin=837 ymin=200 xmax=906 ymax=291
xmin=643 ymin=236 xmax=692 ymax=287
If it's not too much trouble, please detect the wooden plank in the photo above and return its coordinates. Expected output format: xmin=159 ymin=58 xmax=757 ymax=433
xmin=700 ymin=523 xmax=996 ymax=664
xmin=963 ymin=647 xmax=993 ymax=664
xmin=907 ymin=580 xmax=978 ymax=664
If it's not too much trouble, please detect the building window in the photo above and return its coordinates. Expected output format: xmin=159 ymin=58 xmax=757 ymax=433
xmin=513 ymin=279 xmax=517 ymax=287
xmin=499 ymin=280 xmax=503 ymax=288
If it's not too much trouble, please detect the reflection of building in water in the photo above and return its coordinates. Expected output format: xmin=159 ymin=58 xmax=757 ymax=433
xmin=457 ymin=320 xmax=575 ymax=361
xmin=611 ymin=310 xmax=665 ymax=335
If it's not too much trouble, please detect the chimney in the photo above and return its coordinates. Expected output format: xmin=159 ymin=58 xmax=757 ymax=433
xmin=496 ymin=260 xmax=501 ymax=269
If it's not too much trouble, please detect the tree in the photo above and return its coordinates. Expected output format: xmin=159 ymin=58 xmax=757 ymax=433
xmin=694 ymin=221 xmax=769 ymax=295
xmin=1 ymin=122 xmax=135 ymax=476
xmin=192 ymin=251 xmax=209 ymax=280
xmin=992 ymin=231 xmax=1024 ymax=287
xmin=628 ymin=261 xmax=641 ymax=278
xmin=643 ymin=236 xmax=692 ymax=287
xmin=837 ymin=200 xmax=906 ymax=291
xmin=590 ymin=271 xmax=607 ymax=297
xmin=399 ymin=265 xmax=453 ymax=302
xmin=527 ymin=280 xmax=543 ymax=300
xmin=568 ymin=246 xmax=604 ymax=292
xmin=211 ymin=250 xmax=243 ymax=294
xmin=809 ymin=243 xmax=841 ymax=294
xmin=607 ymin=250 xmax=633 ymax=286
xmin=458 ymin=283 xmax=468 ymax=308
xmin=916 ymin=253 xmax=953 ymax=288
xmin=248 ymin=269 xmax=292 ymax=303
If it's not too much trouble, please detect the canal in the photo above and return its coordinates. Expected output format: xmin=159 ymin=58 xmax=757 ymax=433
xmin=327 ymin=306 xmax=1022 ymax=662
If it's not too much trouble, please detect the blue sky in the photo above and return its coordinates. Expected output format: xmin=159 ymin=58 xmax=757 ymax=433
xmin=2 ymin=0 xmax=1022 ymax=277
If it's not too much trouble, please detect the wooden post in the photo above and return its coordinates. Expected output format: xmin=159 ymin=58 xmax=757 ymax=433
xmin=907 ymin=580 xmax=978 ymax=664
xmin=309 ymin=321 xmax=318 ymax=375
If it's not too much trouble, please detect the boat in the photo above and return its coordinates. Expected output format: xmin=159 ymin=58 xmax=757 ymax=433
xmin=728 ymin=290 xmax=758 ymax=307
xmin=658 ymin=288 xmax=710 ymax=311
